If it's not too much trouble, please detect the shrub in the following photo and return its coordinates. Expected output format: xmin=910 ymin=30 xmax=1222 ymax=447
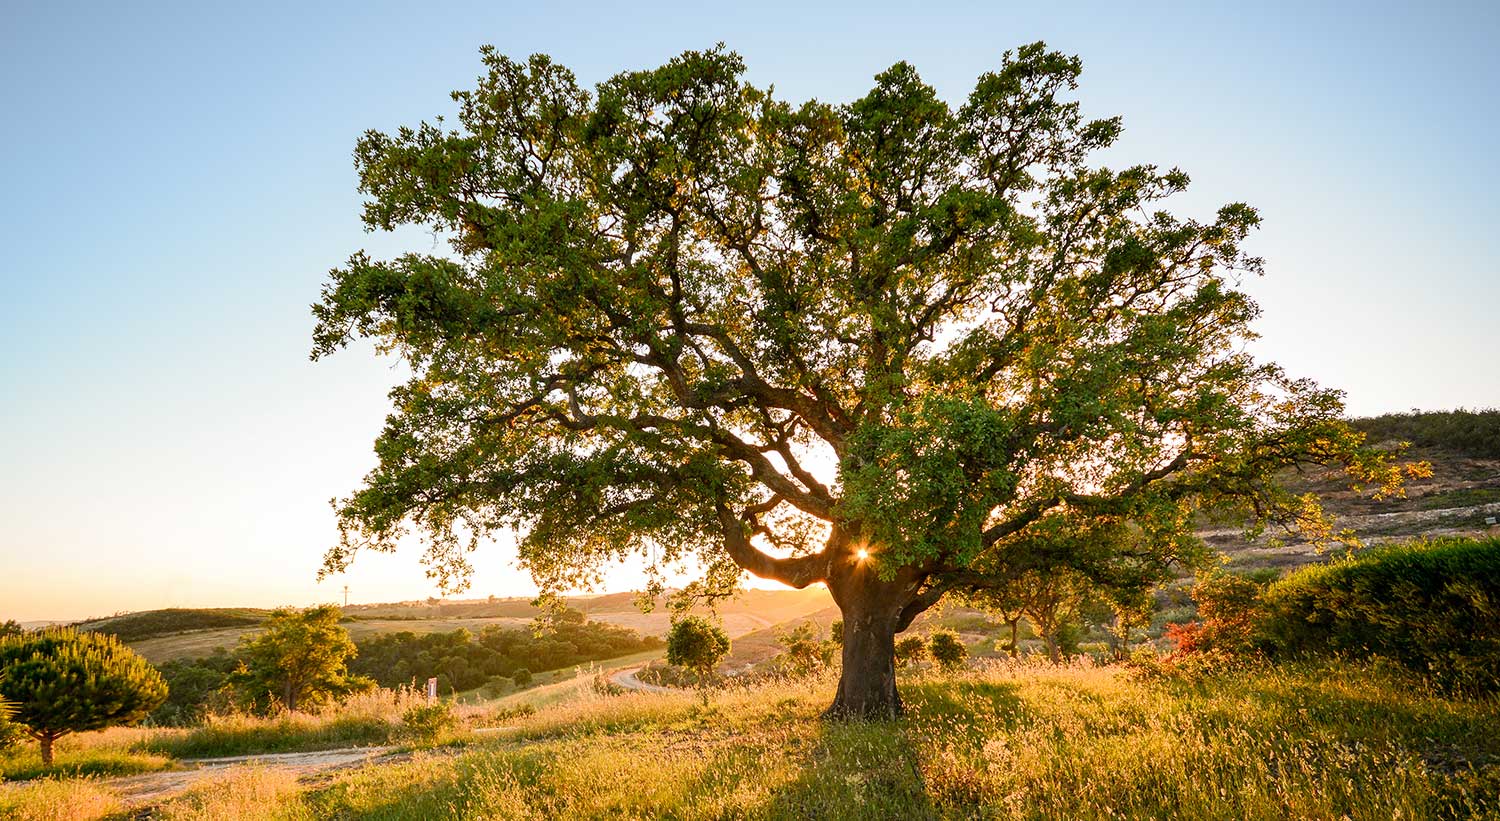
xmin=399 ymin=700 xmax=459 ymax=743
xmin=1262 ymin=537 xmax=1500 ymax=691
xmin=895 ymin=636 xmax=928 ymax=667
xmin=1055 ymin=620 xmax=1088 ymax=658
xmin=666 ymin=617 xmax=730 ymax=679
xmin=1350 ymin=408 xmax=1500 ymax=459
xmin=1187 ymin=570 xmax=1268 ymax=655
xmin=775 ymin=623 xmax=834 ymax=676
xmin=151 ymin=650 xmax=237 ymax=725
xmin=0 ymin=627 xmax=168 ymax=765
xmin=483 ymin=703 xmax=536 ymax=724
xmin=929 ymin=631 xmax=968 ymax=672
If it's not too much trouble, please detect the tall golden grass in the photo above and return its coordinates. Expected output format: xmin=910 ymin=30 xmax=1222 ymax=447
xmin=3 ymin=661 xmax=1496 ymax=818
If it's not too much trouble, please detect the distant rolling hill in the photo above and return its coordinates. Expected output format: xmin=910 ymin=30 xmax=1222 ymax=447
xmin=71 ymin=587 xmax=833 ymax=664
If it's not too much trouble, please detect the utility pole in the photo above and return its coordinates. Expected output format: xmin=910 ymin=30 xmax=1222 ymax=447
xmin=343 ymin=585 xmax=349 ymax=607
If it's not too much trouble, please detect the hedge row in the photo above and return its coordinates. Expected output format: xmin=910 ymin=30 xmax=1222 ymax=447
xmin=1262 ymin=537 xmax=1500 ymax=692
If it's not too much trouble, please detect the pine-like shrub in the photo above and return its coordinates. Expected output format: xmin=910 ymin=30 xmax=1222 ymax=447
xmin=0 ymin=627 xmax=168 ymax=765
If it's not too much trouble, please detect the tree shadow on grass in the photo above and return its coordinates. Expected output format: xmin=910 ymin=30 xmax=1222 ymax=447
xmin=752 ymin=718 xmax=936 ymax=821
xmin=753 ymin=679 xmax=1027 ymax=820
xmin=1225 ymin=672 xmax=1500 ymax=769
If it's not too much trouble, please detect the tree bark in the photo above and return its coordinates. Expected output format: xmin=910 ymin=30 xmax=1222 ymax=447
xmin=822 ymin=546 xmax=918 ymax=721
xmin=39 ymin=732 xmax=55 ymax=766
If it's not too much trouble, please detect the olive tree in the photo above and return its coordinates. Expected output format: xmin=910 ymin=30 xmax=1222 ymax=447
xmin=312 ymin=43 xmax=1411 ymax=718
xmin=0 ymin=628 xmax=167 ymax=765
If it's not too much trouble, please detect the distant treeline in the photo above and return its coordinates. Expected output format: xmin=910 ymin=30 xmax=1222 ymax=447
xmin=1351 ymin=409 xmax=1500 ymax=459
xmin=348 ymin=610 xmax=662 ymax=693
xmin=148 ymin=608 xmax=661 ymax=723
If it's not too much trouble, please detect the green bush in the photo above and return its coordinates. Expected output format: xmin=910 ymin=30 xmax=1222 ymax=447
xmin=895 ymin=636 xmax=928 ymax=667
xmin=1054 ymin=621 xmax=1086 ymax=658
xmin=399 ymin=701 xmax=459 ymax=744
xmin=666 ymin=617 xmax=730 ymax=678
xmin=1189 ymin=569 xmax=1269 ymax=655
xmin=929 ymin=631 xmax=968 ymax=672
xmin=1263 ymin=537 xmax=1500 ymax=691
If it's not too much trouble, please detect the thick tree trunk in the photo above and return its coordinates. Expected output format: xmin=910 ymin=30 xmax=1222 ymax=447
xmin=1007 ymin=620 xmax=1019 ymax=658
xmin=823 ymin=548 xmax=915 ymax=721
xmin=826 ymin=599 xmax=902 ymax=720
xmin=39 ymin=733 xmax=55 ymax=766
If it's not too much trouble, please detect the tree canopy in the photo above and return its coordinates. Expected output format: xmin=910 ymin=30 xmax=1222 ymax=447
xmin=313 ymin=43 xmax=1412 ymax=717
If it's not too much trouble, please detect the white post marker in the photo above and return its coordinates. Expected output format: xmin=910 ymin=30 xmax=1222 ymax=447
xmin=426 ymin=677 xmax=438 ymax=702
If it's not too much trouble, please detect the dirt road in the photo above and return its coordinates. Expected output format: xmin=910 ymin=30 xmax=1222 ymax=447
xmin=609 ymin=665 xmax=673 ymax=693
xmin=85 ymin=746 xmax=394 ymax=806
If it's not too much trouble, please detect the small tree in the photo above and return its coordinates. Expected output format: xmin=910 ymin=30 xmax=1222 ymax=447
xmin=776 ymin=622 xmax=835 ymax=676
xmin=512 ymin=668 xmax=533 ymax=687
xmin=231 ymin=605 xmax=370 ymax=712
xmin=894 ymin=636 xmax=928 ymax=667
xmin=667 ymin=616 xmax=730 ymax=695
xmin=0 ymin=620 xmax=23 ymax=638
xmin=929 ymin=631 xmax=968 ymax=672
xmin=1106 ymin=589 xmax=1155 ymax=661
xmin=0 ymin=628 xmax=167 ymax=765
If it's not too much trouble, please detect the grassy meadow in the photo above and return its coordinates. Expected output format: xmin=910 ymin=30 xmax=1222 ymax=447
xmin=4 ymin=659 xmax=1496 ymax=820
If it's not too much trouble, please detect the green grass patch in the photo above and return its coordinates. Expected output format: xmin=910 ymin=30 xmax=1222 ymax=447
xmin=0 ymin=747 xmax=174 ymax=781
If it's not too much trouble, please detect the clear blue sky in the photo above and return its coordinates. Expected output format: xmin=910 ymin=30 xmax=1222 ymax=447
xmin=2 ymin=1 xmax=1496 ymax=621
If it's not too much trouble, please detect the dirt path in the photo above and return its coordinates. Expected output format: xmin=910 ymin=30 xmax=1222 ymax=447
xmin=100 ymin=745 xmax=395 ymax=806
xmin=610 ymin=665 xmax=673 ymax=694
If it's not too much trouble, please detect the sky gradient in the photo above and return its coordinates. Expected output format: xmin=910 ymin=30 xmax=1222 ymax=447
xmin=3 ymin=1 xmax=1497 ymax=621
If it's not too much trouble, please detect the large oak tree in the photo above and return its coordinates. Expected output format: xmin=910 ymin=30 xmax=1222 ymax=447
xmin=313 ymin=44 xmax=1408 ymax=718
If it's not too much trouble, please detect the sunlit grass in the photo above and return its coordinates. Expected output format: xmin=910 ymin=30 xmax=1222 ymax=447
xmin=291 ymin=660 xmax=1499 ymax=819
xmin=153 ymin=765 xmax=313 ymax=820
xmin=0 ymin=776 xmax=124 ymax=821
xmin=0 ymin=686 xmax=467 ymax=781
xmin=4 ymin=661 xmax=1497 ymax=818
